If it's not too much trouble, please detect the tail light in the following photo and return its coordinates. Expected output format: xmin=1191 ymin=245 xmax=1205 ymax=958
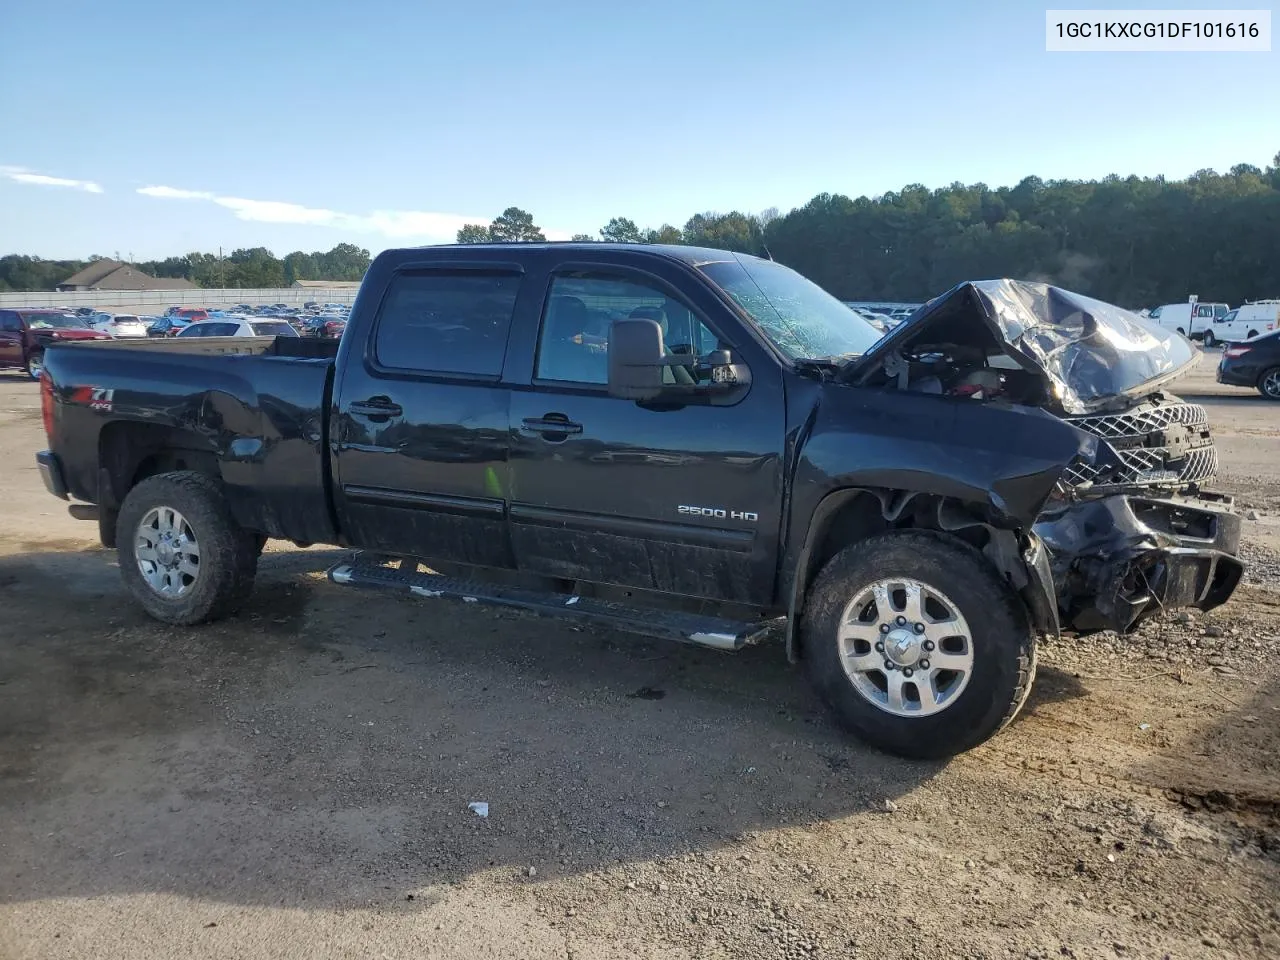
xmin=40 ymin=371 xmax=55 ymax=439
xmin=1223 ymin=345 xmax=1251 ymax=358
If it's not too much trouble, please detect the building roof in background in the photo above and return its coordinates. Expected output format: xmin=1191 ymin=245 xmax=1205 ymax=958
xmin=58 ymin=259 xmax=126 ymax=288
xmin=57 ymin=261 xmax=197 ymax=291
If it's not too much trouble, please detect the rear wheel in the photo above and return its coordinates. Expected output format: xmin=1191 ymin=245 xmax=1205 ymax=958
xmin=1202 ymin=330 xmax=1216 ymax=348
xmin=25 ymin=352 xmax=44 ymax=380
xmin=1247 ymin=330 xmax=1259 ymax=339
xmin=1259 ymin=367 xmax=1280 ymax=401
xmin=800 ymin=530 xmax=1036 ymax=759
xmin=116 ymin=471 xmax=258 ymax=624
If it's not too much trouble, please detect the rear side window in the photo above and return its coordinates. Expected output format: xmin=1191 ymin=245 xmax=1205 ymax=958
xmin=373 ymin=270 xmax=520 ymax=376
xmin=251 ymin=321 xmax=298 ymax=337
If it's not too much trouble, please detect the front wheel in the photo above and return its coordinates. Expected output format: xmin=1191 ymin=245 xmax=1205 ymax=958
xmin=26 ymin=352 xmax=44 ymax=380
xmin=1202 ymin=330 xmax=1216 ymax=348
xmin=800 ymin=530 xmax=1036 ymax=759
xmin=1259 ymin=367 xmax=1280 ymax=401
xmin=116 ymin=471 xmax=258 ymax=624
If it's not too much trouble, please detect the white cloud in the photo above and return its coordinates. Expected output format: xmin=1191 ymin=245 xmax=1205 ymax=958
xmin=136 ymin=185 xmax=214 ymax=200
xmin=137 ymin=183 xmax=488 ymax=241
xmin=1 ymin=165 xmax=103 ymax=194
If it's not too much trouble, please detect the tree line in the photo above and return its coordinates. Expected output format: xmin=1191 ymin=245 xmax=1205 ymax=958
xmin=6 ymin=154 xmax=1279 ymax=306
xmin=0 ymin=243 xmax=372 ymax=292
xmin=459 ymin=154 xmax=1280 ymax=308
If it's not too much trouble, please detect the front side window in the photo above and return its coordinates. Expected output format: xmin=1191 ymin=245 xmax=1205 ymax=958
xmin=374 ymin=270 xmax=520 ymax=376
xmin=1220 ymin=309 xmax=1238 ymax=324
xmin=535 ymin=272 xmax=718 ymax=385
xmin=697 ymin=254 xmax=880 ymax=361
xmin=1149 ymin=307 xmax=1163 ymax=318
xmin=0 ymin=312 xmax=21 ymax=332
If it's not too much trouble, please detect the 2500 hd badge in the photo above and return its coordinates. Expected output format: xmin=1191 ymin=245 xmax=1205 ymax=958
xmin=678 ymin=505 xmax=760 ymax=522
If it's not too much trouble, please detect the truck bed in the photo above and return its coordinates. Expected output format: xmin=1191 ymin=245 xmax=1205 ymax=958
xmin=43 ymin=335 xmax=340 ymax=546
xmin=59 ymin=334 xmax=341 ymax=360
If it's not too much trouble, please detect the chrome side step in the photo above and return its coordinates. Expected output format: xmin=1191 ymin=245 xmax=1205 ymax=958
xmin=327 ymin=555 xmax=773 ymax=652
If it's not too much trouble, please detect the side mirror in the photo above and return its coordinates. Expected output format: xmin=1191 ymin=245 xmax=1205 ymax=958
xmin=606 ymin=318 xmax=751 ymax=402
xmin=607 ymin=318 xmax=667 ymax=400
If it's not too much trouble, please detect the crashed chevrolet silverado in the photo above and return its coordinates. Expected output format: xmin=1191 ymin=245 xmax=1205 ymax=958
xmin=34 ymin=244 xmax=1243 ymax=758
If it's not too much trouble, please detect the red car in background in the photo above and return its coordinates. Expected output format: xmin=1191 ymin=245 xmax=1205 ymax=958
xmin=164 ymin=307 xmax=210 ymax=323
xmin=0 ymin=309 xmax=112 ymax=379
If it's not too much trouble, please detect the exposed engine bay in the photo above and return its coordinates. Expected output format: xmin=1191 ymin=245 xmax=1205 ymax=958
xmin=849 ymin=279 xmax=1244 ymax=636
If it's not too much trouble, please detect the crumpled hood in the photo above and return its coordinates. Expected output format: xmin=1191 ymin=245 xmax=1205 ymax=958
xmin=859 ymin=279 xmax=1197 ymax=415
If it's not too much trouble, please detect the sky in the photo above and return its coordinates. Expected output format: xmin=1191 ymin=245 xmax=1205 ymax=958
xmin=1 ymin=0 xmax=1276 ymax=260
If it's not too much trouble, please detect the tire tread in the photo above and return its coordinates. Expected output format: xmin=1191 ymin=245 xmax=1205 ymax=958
xmin=116 ymin=471 xmax=257 ymax=624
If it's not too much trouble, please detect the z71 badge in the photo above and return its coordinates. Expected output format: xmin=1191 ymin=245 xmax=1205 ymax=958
xmin=70 ymin=386 xmax=115 ymax=412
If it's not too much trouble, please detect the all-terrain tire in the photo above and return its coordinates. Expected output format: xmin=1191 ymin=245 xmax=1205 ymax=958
xmin=800 ymin=530 xmax=1036 ymax=759
xmin=116 ymin=471 xmax=258 ymax=624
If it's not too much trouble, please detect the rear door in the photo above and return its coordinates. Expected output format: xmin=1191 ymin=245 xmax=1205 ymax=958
xmin=330 ymin=260 xmax=527 ymax=566
xmin=0 ymin=311 xmax=23 ymax=367
xmin=504 ymin=252 xmax=786 ymax=605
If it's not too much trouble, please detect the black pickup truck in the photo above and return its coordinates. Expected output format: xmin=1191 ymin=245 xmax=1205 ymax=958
xmin=35 ymin=243 xmax=1243 ymax=757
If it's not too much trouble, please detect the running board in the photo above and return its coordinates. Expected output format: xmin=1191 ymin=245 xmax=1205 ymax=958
xmin=326 ymin=556 xmax=772 ymax=651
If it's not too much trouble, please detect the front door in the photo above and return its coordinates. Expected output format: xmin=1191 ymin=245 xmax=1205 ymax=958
xmin=0 ymin=312 xmax=24 ymax=368
xmin=507 ymin=261 xmax=786 ymax=606
xmin=331 ymin=264 xmax=525 ymax=567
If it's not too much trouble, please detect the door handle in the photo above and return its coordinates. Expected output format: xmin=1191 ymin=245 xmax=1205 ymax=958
xmin=521 ymin=415 xmax=583 ymax=438
xmin=349 ymin=397 xmax=403 ymax=420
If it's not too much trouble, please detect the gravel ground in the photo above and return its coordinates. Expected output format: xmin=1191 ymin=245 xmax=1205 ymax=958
xmin=1 ymin=356 xmax=1278 ymax=960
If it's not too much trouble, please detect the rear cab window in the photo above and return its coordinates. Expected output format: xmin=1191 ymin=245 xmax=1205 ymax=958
xmin=372 ymin=270 xmax=520 ymax=376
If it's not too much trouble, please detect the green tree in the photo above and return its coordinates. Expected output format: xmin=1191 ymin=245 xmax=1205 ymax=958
xmin=644 ymin=225 xmax=683 ymax=244
xmin=456 ymin=223 xmax=491 ymax=243
xmin=488 ymin=207 xmax=545 ymax=242
xmin=682 ymin=211 xmax=762 ymax=254
xmin=599 ymin=217 xmax=644 ymax=243
xmin=569 ymin=233 xmax=594 ymax=242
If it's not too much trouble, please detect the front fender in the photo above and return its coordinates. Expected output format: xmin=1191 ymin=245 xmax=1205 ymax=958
xmin=780 ymin=386 xmax=1094 ymax=660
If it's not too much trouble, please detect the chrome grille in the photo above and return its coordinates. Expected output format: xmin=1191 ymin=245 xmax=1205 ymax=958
xmin=1063 ymin=402 xmax=1218 ymax=488
xmin=1069 ymin=402 xmax=1207 ymax=440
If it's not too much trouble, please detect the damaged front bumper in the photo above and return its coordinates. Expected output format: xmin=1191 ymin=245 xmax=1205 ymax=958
xmin=1033 ymin=491 xmax=1243 ymax=635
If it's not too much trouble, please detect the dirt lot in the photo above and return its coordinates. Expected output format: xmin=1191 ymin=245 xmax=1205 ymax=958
xmin=1 ymin=354 xmax=1277 ymax=960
